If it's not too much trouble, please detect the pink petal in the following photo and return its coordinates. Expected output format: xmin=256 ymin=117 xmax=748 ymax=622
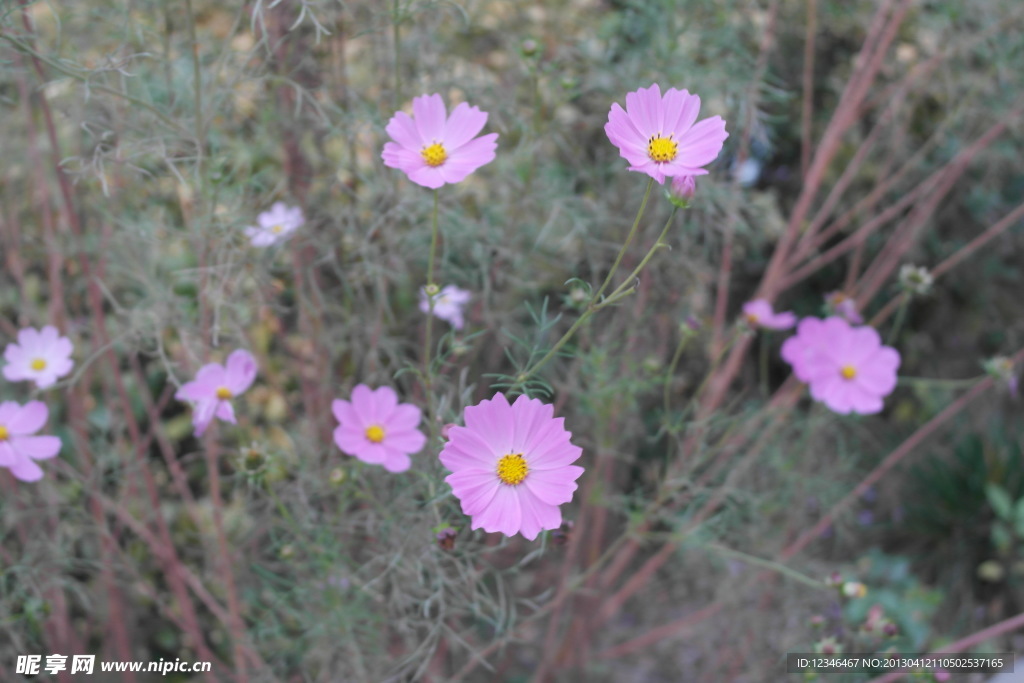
xmin=354 ymin=442 xmax=389 ymax=465
xmin=481 ymin=485 xmax=522 ymax=536
xmin=2 ymin=364 xmax=29 ymax=383
xmin=438 ymin=134 xmax=498 ymax=184
xmin=369 ymin=386 xmax=398 ymax=423
xmin=331 ymin=399 xmax=355 ymax=425
xmin=443 ymin=102 xmax=488 ymax=151
xmin=11 ymin=435 xmax=61 ymax=460
xmin=524 ymin=465 xmax=583 ymax=505
xmin=412 ymin=93 xmax=446 ymax=143
xmin=4 ymin=341 xmax=26 ymax=365
xmin=0 ymin=441 xmax=16 ymax=466
xmin=675 ymin=116 xmax=728 ymax=168
xmin=440 ymin=438 xmax=498 ymax=472
xmin=0 ymin=401 xmax=18 ymax=424
xmin=382 ymin=142 xmax=427 ymax=174
xmin=387 ymin=403 xmax=422 ymax=432
xmin=517 ymin=487 xmax=563 ymax=541
xmin=385 ymin=428 xmax=426 ymax=454
xmin=224 ymin=350 xmax=257 ymax=395
xmin=215 ymin=400 xmax=236 ymax=424
xmin=510 ymin=395 xmax=551 ymax=453
xmin=350 ymin=385 xmax=376 ymax=426
xmin=17 ymin=327 xmax=40 ymax=350
xmin=381 ymin=450 xmax=411 ymax=473
xmin=665 ymin=89 xmax=701 ymax=139
xmin=385 ymin=110 xmax=423 ymax=150
xmin=625 ymin=84 xmax=660 ymax=137
xmin=463 ymin=393 xmax=514 ymax=455
xmin=8 ymin=457 xmax=44 ymax=482
xmin=192 ymin=399 xmax=218 ymax=437
xmin=407 ymin=165 xmax=447 ymax=189
xmin=333 ymin=425 xmax=367 ymax=455
xmin=8 ymin=401 xmax=47 ymax=435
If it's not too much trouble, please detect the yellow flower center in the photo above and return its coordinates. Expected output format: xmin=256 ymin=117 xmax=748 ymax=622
xmin=745 ymin=313 xmax=759 ymax=326
xmin=30 ymin=358 xmax=47 ymax=371
xmin=365 ymin=425 xmax=386 ymax=443
xmin=496 ymin=453 xmax=529 ymax=486
xmin=271 ymin=224 xmax=284 ymax=234
xmin=0 ymin=425 xmax=8 ymax=441
xmin=215 ymin=387 xmax=233 ymax=400
xmin=647 ymin=135 xmax=678 ymax=163
xmin=840 ymin=365 xmax=857 ymax=380
xmin=421 ymin=142 xmax=448 ymax=167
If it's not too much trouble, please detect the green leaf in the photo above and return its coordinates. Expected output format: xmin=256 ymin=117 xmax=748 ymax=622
xmin=986 ymin=483 xmax=1013 ymax=520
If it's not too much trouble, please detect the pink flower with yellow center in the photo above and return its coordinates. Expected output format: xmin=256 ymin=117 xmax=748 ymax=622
xmin=332 ymin=385 xmax=427 ymax=473
xmin=781 ymin=317 xmax=900 ymax=415
xmin=3 ymin=326 xmax=74 ymax=389
xmin=382 ymin=94 xmax=499 ymax=189
xmin=175 ymin=349 xmax=257 ymax=437
xmin=742 ymin=299 xmax=796 ymax=330
xmin=0 ymin=400 xmax=61 ymax=482
xmin=605 ymin=83 xmax=729 ymax=184
xmin=440 ymin=393 xmax=584 ymax=541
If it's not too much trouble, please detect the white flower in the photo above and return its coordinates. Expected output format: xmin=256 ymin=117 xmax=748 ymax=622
xmin=419 ymin=285 xmax=471 ymax=329
xmin=244 ymin=202 xmax=304 ymax=247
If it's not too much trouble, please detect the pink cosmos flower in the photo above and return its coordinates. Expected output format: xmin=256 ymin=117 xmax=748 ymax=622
xmin=781 ymin=317 xmax=900 ymax=415
xmin=382 ymin=94 xmax=499 ymax=189
xmin=175 ymin=350 xmax=257 ymax=437
xmin=0 ymin=401 xmax=61 ymax=482
xmin=440 ymin=393 xmax=584 ymax=541
xmin=742 ymin=299 xmax=796 ymax=330
xmin=420 ymin=285 xmax=472 ymax=330
xmin=332 ymin=385 xmax=426 ymax=473
xmin=244 ymin=202 xmax=304 ymax=247
xmin=3 ymin=326 xmax=74 ymax=389
xmin=605 ymin=83 xmax=729 ymax=184
xmin=825 ymin=291 xmax=863 ymax=324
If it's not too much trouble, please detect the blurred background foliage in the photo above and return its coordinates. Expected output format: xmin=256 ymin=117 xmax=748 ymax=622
xmin=1 ymin=0 xmax=1023 ymax=680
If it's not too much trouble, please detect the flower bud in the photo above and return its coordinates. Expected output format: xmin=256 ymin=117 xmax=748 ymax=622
xmin=666 ymin=175 xmax=696 ymax=208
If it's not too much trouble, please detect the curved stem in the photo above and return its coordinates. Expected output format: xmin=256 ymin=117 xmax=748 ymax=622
xmin=511 ymin=185 xmax=665 ymax=391
xmin=594 ymin=178 xmax=655 ymax=301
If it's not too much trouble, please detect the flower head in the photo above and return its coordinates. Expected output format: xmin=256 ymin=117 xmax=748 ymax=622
xmin=332 ymin=385 xmax=426 ymax=473
xmin=440 ymin=393 xmax=584 ymax=541
xmin=605 ymin=83 xmax=728 ymax=184
xmin=666 ymin=175 xmax=697 ymax=208
xmin=175 ymin=350 xmax=258 ymax=437
xmin=382 ymin=94 xmax=499 ymax=189
xmin=742 ymin=299 xmax=796 ymax=330
xmin=898 ymin=264 xmax=933 ymax=296
xmin=244 ymin=202 xmax=304 ymax=247
xmin=781 ymin=317 xmax=901 ymax=415
xmin=420 ymin=285 xmax=472 ymax=330
xmin=825 ymin=291 xmax=863 ymax=324
xmin=3 ymin=326 xmax=74 ymax=389
xmin=0 ymin=401 xmax=61 ymax=482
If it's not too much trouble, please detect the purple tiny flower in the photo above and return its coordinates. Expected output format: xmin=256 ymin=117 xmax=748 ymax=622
xmin=244 ymin=202 xmax=304 ymax=247
xmin=175 ymin=350 xmax=258 ymax=437
xmin=742 ymin=299 xmax=797 ymax=331
xmin=0 ymin=401 xmax=61 ymax=482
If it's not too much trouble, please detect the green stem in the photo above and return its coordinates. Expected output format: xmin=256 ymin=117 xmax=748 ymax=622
xmin=663 ymin=326 xmax=695 ymax=419
xmin=184 ymin=0 xmax=204 ymax=174
xmin=707 ymin=544 xmax=827 ymax=590
xmin=422 ymin=189 xmax=440 ymax=401
xmin=887 ymin=294 xmax=910 ymax=345
xmin=511 ymin=180 xmax=658 ymax=390
xmin=594 ymin=177 xmax=655 ymax=301
xmin=600 ymin=206 xmax=677 ymax=306
xmin=392 ymin=0 xmax=401 ymax=108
